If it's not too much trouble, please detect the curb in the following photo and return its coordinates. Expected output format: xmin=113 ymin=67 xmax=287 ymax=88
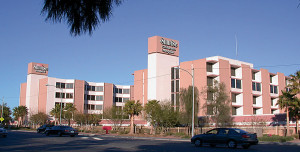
xmin=78 ymin=132 xmax=190 ymax=142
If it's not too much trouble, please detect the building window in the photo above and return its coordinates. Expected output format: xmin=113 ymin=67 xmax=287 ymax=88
xmin=171 ymin=80 xmax=174 ymax=92
xmin=271 ymin=109 xmax=276 ymax=114
xmin=207 ymin=91 xmax=213 ymax=101
xmin=253 ymin=96 xmax=257 ymax=105
xmin=175 ymin=68 xmax=179 ymax=79
xmin=231 ymin=79 xmax=242 ymax=89
xmin=96 ymin=96 xmax=103 ymax=101
xmin=207 ymin=105 xmax=214 ymax=115
xmin=66 ymin=93 xmax=73 ymax=99
xmin=115 ymin=97 xmax=123 ymax=102
xmin=176 ymin=80 xmax=179 ymax=92
xmin=55 ymin=102 xmax=65 ymax=108
xmin=270 ymin=85 xmax=278 ymax=94
xmin=232 ymin=107 xmax=237 ymax=115
xmin=270 ymin=76 xmax=273 ymax=83
xmin=207 ymin=77 xmax=213 ymax=86
xmin=231 ymin=93 xmax=236 ymax=103
xmin=271 ymin=98 xmax=277 ymax=106
xmin=55 ymin=92 xmax=65 ymax=98
xmin=56 ymin=82 xmax=66 ymax=89
xmin=206 ymin=63 xmax=213 ymax=72
xmin=253 ymin=108 xmax=257 ymax=115
xmin=252 ymin=82 xmax=261 ymax=91
xmin=123 ymin=89 xmax=130 ymax=94
xmin=123 ymin=98 xmax=129 ymax=102
xmin=252 ymin=72 xmax=256 ymax=80
xmin=231 ymin=67 xmax=236 ymax=76
xmin=66 ymin=83 xmax=73 ymax=89
xmin=95 ymin=86 xmax=103 ymax=91
xmin=95 ymin=105 xmax=103 ymax=110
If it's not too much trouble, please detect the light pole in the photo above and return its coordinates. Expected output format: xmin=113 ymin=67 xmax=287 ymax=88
xmin=175 ymin=65 xmax=195 ymax=137
xmin=1 ymin=97 xmax=4 ymax=125
xmin=46 ymin=84 xmax=63 ymax=125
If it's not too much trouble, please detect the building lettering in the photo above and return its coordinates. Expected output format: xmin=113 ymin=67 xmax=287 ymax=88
xmin=160 ymin=38 xmax=178 ymax=55
xmin=33 ymin=64 xmax=48 ymax=73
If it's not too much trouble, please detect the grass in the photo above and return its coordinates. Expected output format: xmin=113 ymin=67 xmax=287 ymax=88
xmin=258 ymin=134 xmax=294 ymax=142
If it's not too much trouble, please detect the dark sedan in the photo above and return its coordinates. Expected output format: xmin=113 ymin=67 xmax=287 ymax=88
xmin=191 ymin=128 xmax=258 ymax=149
xmin=45 ymin=126 xmax=78 ymax=137
xmin=0 ymin=127 xmax=8 ymax=137
xmin=37 ymin=124 xmax=54 ymax=133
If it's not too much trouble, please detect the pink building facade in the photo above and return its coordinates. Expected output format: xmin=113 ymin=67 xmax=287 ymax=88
xmin=20 ymin=63 xmax=132 ymax=119
xmin=20 ymin=36 xmax=291 ymax=126
xmin=132 ymin=36 xmax=290 ymax=125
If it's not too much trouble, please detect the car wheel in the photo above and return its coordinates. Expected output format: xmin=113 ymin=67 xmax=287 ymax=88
xmin=70 ymin=135 xmax=75 ymax=137
xmin=227 ymin=140 xmax=237 ymax=148
xmin=58 ymin=132 xmax=62 ymax=137
xmin=210 ymin=144 xmax=216 ymax=147
xmin=242 ymin=144 xmax=250 ymax=149
xmin=194 ymin=139 xmax=203 ymax=147
xmin=3 ymin=135 xmax=7 ymax=138
xmin=45 ymin=132 xmax=49 ymax=136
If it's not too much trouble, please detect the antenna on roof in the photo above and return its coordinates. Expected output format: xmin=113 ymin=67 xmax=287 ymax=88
xmin=235 ymin=33 xmax=238 ymax=59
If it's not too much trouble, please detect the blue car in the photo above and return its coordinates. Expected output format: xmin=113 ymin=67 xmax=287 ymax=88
xmin=0 ymin=127 xmax=8 ymax=138
xmin=191 ymin=128 xmax=258 ymax=149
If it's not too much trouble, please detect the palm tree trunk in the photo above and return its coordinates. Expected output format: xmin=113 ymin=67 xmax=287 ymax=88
xmin=296 ymin=116 xmax=299 ymax=134
xmin=129 ymin=114 xmax=134 ymax=134
xmin=286 ymin=106 xmax=290 ymax=136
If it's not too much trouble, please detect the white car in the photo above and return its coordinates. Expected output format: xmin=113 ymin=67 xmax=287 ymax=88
xmin=0 ymin=127 xmax=8 ymax=137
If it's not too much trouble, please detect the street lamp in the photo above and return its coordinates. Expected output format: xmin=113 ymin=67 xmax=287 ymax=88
xmin=46 ymin=84 xmax=63 ymax=125
xmin=175 ymin=65 xmax=195 ymax=137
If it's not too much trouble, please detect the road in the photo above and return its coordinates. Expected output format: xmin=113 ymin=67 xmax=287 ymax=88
xmin=1 ymin=131 xmax=300 ymax=152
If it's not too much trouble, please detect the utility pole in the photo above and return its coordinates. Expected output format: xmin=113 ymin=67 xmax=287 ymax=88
xmin=1 ymin=97 xmax=4 ymax=124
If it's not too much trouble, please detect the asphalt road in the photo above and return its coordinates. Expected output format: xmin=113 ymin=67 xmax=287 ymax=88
xmin=1 ymin=131 xmax=300 ymax=152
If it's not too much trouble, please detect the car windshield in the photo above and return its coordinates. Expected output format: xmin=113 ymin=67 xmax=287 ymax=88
xmin=232 ymin=128 xmax=248 ymax=134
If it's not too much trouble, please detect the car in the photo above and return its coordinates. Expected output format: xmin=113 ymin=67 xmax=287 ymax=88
xmin=191 ymin=128 xmax=258 ymax=149
xmin=45 ymin=126 xmax=78 ymax=137
xmin=37 ymin=124 xmax=54 ymax=133
xmin=0 ymin=127 xmax=8 ymax=138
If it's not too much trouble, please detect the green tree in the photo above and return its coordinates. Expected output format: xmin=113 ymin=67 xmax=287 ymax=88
xmin=30 ymin=112 xmax=49 ymax=127
xmin=277 ymin=90 xmax=294 ymax=136
xmin=180 ymin=86 xmax=199 ymax=135
xmin=103 ymin=106 xmax=127 ymax=130
xmin=41 ymin=0 xmax=123 ymax=36
xmin=87 ymin=114 xmax=102 ymax=125
xmin=50 ymin=104 xmax=63 ymax=125
xmin=159 ymin=103 xmax=180 ymax=133
xmin=123 ymin=100 xmax=142 ymax=134
xmin=64 ymin=103 xmax=77 ymax=126
xmin=144 ymin=100 xmax=162 ymax=134
xmin=0 ymin=103 xmax=12 ymax=125
xmin=12 ymin=106 xmax=28 ymax=127
xmin=203 ymin=81 xmax=233 ymax=127
xmin=281 ymin=70 xmax=300 ymax=134
xmin=74 ymin=113 xmax=86 ymax=126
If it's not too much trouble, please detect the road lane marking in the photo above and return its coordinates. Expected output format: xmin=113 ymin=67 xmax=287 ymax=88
xmin=93 ymin=137 xmax=103 ymax=140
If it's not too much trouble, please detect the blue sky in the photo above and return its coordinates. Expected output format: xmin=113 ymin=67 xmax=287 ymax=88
xmin=0 ymin=0 xmax=299 ymax=109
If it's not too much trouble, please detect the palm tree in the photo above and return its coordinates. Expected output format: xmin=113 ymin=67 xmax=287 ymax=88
xmin=13 ymin=106 xmax=28 ymax=127
xmin=286 ymin=70 xmax=300 ymax=134
xmin=123 ymin=100 xmax=143 ymax=134
xmin=64 ymin=103 xmax=77 ymax=126
xmin=277 ymin=91 xmax=294 ymax=136
xmin=50 ymin=104 xmax=63 ymax=125
xmin=41 ymin=0 xmax=123 ymax=36
xmin=288 ymin=71 xmax=300 ymax=95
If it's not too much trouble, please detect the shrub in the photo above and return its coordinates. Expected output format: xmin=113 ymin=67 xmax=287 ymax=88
xmin=174 ymin=132 xmax=186 ymax=137
xmin=258 ymin=135 xmax=294 ymax=142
